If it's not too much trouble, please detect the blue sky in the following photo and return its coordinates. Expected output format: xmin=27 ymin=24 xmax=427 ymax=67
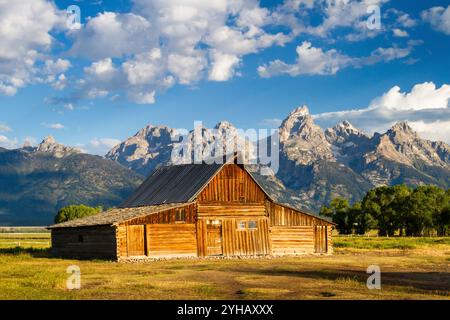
xmin=1 ymin=0 xmax=450 ymax=154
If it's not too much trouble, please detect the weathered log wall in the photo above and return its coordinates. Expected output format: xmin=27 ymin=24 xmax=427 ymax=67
xmin=51 ymin=226 xmax=117 ymax=259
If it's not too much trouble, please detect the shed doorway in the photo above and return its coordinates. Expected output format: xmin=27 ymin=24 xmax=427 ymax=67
xmin=127 ymin=225 xmax=146 ymax=256
xmin=206 ymin=220 xmax=223 ymax=256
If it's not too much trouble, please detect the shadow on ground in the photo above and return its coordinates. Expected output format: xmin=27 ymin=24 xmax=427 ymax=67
xmin=0 ymin=246 xmax=50 ymax=258
xmin=226 ymin=267 xmax=450 ymax=293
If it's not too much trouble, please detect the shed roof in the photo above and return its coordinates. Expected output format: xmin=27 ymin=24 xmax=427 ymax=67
xmin=48 ymin=203 xmax=190 ymax=229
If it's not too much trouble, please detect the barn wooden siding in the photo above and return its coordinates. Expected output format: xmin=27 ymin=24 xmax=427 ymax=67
xmin=271 ymin=226 xmax=314 ymax=255
xmin=147 ymin=224 xmax=197 ymax=257
xmin=116 ymin=203 xmax=196 ymax=259
xmin=195 ymin=165 xmax=271 ymax=257
xmin=197 ymin=204 xmax=266 ymax=217
xmin=327 ymin=225 xmax=333 ymax=254
xmin=51 ymin=226 xmax=117 ymax=259
xmin=196 ymin=217 xmax=270 ymax=257
xmin=198 ymin=164 xmax=266 ymax=204
xmin=267 ymin=202 xmax=332 ymax=226
xmin=120 ymin=203 xmax=196 ymax=225
xmin=267 ymin=202 xmax=333 ymax=255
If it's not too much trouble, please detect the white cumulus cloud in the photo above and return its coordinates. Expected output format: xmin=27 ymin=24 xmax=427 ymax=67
xmin=421 ymin=5 xmax=450 ymax=35
xmin=84 ymin=137 xmax=122 ymax=155
xmin=42 ymin=123 xmax=65 ymax=130
xmin=368 ymin=82 xmax=450 ymax=111
xmin=392 ymin=28 xmax=408 ymax=37
xmin=68 ymin=12 xmax=155 ymax=59
xmin=313 ymin=82 xmax=450 ymax=143
xmin=0 ymin=135 xmax=19 ymax=149
xmin=258 ymin=41 xmax=417 ymax=78
xmin=0 ymin=123 xmax=11 ymax=132
xmin=0 ymin=0 xmax=65 ymax=96
xmin=63 ymin=0 xmax=291 ymax=104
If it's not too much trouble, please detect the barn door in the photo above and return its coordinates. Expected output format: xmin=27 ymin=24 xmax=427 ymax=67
xmin=206 ymin=220 xmax=223 ymax=256
xmin=314 ymin=226 xmax=328 ymax=253
xmin=127 ymin=225 xmax=146 ymax=256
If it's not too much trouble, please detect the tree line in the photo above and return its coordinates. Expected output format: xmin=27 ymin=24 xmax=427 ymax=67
xmin=320 ymin=185 xmax=450 ymax=236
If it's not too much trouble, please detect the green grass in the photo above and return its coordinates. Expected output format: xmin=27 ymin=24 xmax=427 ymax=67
xmin=0 ymin=233 xmax=51 ymax=249
xmin=0 ymin=233 xmax=448 ymax=300
xmin=0 ymin=227 xmax=49 ymax=233
xmin=334 ymin=236 xmax=450 ymax=250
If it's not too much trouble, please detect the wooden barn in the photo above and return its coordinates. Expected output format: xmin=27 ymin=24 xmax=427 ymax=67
xmin=49 ymin=158 xmax=334 ymax=260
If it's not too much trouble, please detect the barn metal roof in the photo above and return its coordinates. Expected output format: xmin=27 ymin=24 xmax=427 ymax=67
xmin=120 ymin=163 xmax=224 ymax=207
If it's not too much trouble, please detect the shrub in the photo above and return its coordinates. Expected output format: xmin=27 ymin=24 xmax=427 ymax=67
xmin=54 ymin=205 xmax=102 ymax=224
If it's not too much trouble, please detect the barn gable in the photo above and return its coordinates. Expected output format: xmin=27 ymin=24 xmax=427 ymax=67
xmin=197 ymin=164 xmax=266 ymax=204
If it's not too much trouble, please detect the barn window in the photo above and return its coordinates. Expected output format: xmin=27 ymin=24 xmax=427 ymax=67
xmin=175 ymin=208 xmax=186 ymax=223
xmin=237 ymin=221 xmax=246 ymax=230
xmin=239 ymin=181 xmax=245 ymax=202
xmin=78 ymin=235 xmax=84 ymax=243
xmin=248 ymin=220 xmax=257 ymax=230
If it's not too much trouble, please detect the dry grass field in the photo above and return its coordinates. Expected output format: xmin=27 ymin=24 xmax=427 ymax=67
xmin=0 ymin=233 xmax=449 ymax=300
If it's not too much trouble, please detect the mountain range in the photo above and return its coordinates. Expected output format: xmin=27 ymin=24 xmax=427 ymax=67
xmin=106 ymin=105 xmax=450 ymax=211
xmin=0 ymin=137 xmax=142 ymax=225
xmin=1 ymin=105 xmax=449 ymax=225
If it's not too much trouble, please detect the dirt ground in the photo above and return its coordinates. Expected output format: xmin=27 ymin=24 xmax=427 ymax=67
xmin=0 ymin=236 xmax=449 ymax=299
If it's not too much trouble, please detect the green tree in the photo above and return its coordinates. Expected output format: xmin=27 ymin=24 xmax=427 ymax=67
xmin=405 ymin=186 xmax=446 ymax=236
xmin=435 ymin=206 xmax=450 ymax=236
xmin=390 ymin=185 xmax=412 ymax=236
xmin=362 ymin=185 xmax=411 ymax=236
xmin=54 ymin=205 xmax=102 ymax=224
xmin=320 ymin=197 xmax=353 ymax=234
xmin=351 ymin=201 xmax=376 ymax=235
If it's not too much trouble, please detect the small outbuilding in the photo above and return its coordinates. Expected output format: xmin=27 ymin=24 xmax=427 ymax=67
xmin=49 ymin=158 xmax=334 ymax=260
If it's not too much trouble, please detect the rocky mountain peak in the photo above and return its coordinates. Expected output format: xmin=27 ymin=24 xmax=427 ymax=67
xmin=212 ymin=121 xmax=239 ymax=138
xmin=279 ymin=105 xmax=316 ymax=141
xmin=135 ymin=124 xmax=173 ymax=139
xmin=41 ymin=136 xmax=56 ymax=145
xmin=366 ymin=121 xmax=450 ymax=168
xmin=384 ymin=121 xmax=420 ymax=152
xmin=289 ymin=105 xmax=310 ymax=118
xmin=35 ymin=136 xmax=81 ymax=158
xmin=388 ymin=121 xmax=416 ymax=137
xmin=324 ymin=121 xmax=372 ymax=165
xmin=106 ymin=124 xmax=175 ymax=176
xmin=279 ymin=105 xmax=334 ymax=165
xmin=214 ymin=121 xmax=235 ymax=130
xmin=186 ymin=120 xmax=255 ymax=164
xmin=326 ymin=121 xmax=368 ymax=141
xmin=337 ymin=120 xmax=365 ymax=135
xmin=22 ymin=140 xmax=33 ymax=148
